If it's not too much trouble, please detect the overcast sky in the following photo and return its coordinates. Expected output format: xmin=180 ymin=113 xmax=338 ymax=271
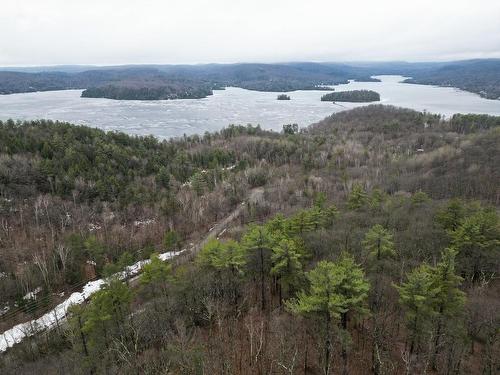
xmin=2 ymin=0 xmax=500 ymax=66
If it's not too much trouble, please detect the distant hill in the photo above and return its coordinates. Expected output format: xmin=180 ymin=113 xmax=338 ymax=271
xmin=0 ymin=59 xmax=499 ymax=100
xmin=325 ymin=59 xmax=500 ymax=99
xmin=401 ymin=59 xmax=500 ymax=99
xmin=0 ymin=63 xmax=376 ymax=99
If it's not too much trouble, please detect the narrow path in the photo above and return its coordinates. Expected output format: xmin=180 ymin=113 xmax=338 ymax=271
xmin=0 ymin=187 xmax=263 ymax=353
xmin=198 ymin=187 xmax=263 ymax=250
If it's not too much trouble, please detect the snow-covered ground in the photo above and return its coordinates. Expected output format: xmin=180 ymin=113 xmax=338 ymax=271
xmin=23 ymin=287 xmax=43 ymax=301
xmin=0 ymin=250 xmax=183 ymax=352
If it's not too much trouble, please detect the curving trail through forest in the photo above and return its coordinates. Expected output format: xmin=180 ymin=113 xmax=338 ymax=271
xmin=0 ymin=187 xmax=263 ymax=353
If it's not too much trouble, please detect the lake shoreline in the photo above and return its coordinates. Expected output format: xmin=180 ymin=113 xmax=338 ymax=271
xmin=1 ymin=76 xmax=499 ymax=139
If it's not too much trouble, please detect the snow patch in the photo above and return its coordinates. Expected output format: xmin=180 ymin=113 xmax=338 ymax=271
xmin=133 ymin=218 xmax=156 ymax=227
xmin=23 ymin=287 xmax=42 ymax=301
xmin=0 ymin=250 xmax=183 ymax=352
xmin=88 ymin=223 xmax=101 ymax=232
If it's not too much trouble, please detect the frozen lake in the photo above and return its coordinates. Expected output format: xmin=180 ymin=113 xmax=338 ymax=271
xmin=1 ymin=75 xmax=499 ymax=138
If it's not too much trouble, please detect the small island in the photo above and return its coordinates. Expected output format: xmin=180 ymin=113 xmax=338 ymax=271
xmin=321 ymin=90 xmax=380 ymax=102
xmin=277 ymin=94 xmax=291 ymax=100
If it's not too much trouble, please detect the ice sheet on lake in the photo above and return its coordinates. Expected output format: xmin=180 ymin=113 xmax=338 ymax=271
xmin=1 ymin=76 xmax=499 ymax=140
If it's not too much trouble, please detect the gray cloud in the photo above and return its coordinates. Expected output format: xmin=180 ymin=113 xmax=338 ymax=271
xmin=1 ymin=0 xmax=500 ymax=66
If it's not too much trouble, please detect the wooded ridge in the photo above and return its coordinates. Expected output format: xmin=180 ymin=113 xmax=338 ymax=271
xmin=0 ymin=105 xmax=498 ymax=374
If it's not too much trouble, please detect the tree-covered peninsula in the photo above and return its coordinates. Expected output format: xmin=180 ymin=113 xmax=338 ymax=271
xmin=81 ymin=82 xmax=215 ymax=100
xmin=321 ymin=89 xmax=381 ymax=102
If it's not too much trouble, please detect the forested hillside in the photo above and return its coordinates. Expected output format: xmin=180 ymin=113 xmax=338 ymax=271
xmin=402 ymin=59 xmax=500 ymax=99
xmin=0 ymin=63 xmax=376 ymax=99
xmin=1 ymin=60 xmax=499 ymax=100
xmin=0 ymin=69 xmax=218 ymax=100
xmin=0 ymin=106 xmax=499 ymax=374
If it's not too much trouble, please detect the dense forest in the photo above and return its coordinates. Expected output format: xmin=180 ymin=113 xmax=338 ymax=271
xmin=0 ymin=63 xmax=376 ymax=99
xmin=0 ymin=105 xmax=499 ymax=374
xmin=402 ymin=60 xmax=500 ymax=99
xmin=321 ymin=90 xmax=380 ymax=102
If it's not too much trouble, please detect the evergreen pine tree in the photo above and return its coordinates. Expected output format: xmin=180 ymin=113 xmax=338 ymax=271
xmin=271 ymin=238 xmax=303 ymax=304
xmin=362 ymin=224 xmax=396 ymax=261
xmin=429 ymin=248 xmax=466 ymax=370
xmin=288 ymin=254 xmax=370 ymax=375
xmin=347 ymin=184 xmax=369 ymax=210
xmin=395 ymin=264 xmax=438 ymax=355
xmin=289 ymin=210 xmax=315 ymax=234
xmin=242 ymin=225 xmax=274 ymax=310
xmin=450 ymin=208 xmax=499 ymax=282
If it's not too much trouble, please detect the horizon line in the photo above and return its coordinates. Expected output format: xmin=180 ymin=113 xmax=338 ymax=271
xmin=2 ymin=57 xmax=500 ymax=69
